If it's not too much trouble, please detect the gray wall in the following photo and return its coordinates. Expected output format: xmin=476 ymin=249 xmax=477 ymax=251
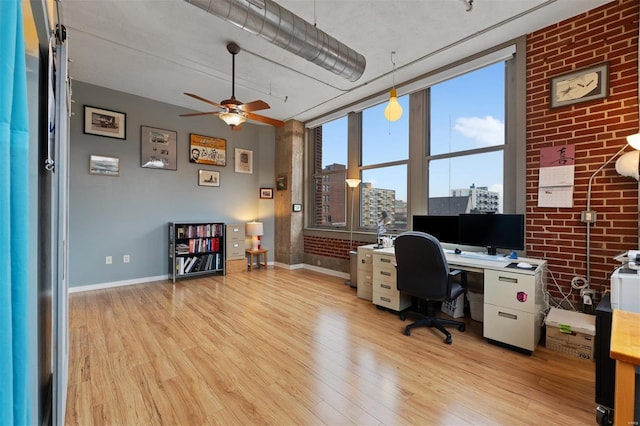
xmin=69 ymin=82 xmax=276 ymax=287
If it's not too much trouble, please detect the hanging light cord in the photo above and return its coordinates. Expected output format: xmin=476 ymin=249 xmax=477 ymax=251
xmin=390 ymin=51 xmax=397 ymax=88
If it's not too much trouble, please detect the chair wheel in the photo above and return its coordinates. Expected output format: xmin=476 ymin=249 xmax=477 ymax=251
xmin=445 ymin=336 xmax=452 ymax=344
xmin=404 ymin=328 xmax=411 ymax=336
xmin=459 ymin=324 xmax=466 ymax=332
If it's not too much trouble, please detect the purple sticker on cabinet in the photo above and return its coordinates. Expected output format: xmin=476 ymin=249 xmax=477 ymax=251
xmin=517 ymin=291 xmax=527 ymax=303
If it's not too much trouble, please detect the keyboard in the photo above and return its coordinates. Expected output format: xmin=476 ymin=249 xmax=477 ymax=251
xmin=456 ymin=252 xmax=510 ymax=262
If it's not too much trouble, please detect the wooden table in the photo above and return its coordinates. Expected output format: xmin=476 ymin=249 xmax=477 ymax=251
xmin=246 ymin=249 xmax=268 ymax=271
xmin=610 ymin=309 xmax=640 ymax=425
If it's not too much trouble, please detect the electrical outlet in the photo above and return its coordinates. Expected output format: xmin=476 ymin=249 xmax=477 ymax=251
xmin=106 ymin=256 xmax=112 ymax=265
xmin=123 ymin=254 xmax=130 ymax=263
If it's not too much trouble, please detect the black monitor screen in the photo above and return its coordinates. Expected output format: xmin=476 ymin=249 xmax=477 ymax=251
xmin=412 ymin=215 xmax=459 ymax=244
xmin=458 ymin=214 xmax=524 ymax=254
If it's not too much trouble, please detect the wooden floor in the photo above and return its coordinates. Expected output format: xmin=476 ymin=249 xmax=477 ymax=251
xmin=66 ymin=267 xmax=596 ymax=425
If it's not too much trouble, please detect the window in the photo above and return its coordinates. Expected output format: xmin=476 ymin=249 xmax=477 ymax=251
xmin=312 ymin=117 xmax=348 ymax=227
xmin=428 ymin=62 xmax=506 ymax=214
xmin=361 ymin=97 xmax=409 ymax=231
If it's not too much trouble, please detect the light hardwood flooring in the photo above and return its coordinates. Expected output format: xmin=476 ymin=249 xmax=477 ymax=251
xmin=66 ymin=267 xmax=596 ymax=425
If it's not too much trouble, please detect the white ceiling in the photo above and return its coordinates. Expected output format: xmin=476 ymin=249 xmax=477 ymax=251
xmin=58 ymin=0 xmax=611 ymax=126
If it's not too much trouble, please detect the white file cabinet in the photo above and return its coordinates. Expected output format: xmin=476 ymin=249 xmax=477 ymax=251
xmin=372 ymin=250 xmax=412 ymax=312
xmin=357 ymin=245 xmax=374 ymax=300
xmin=483 ymin=264 xmax=546 ymax=352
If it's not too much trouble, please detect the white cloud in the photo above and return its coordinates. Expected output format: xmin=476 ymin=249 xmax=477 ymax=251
xmin=454 ymin=116 xmax=504 ymax=147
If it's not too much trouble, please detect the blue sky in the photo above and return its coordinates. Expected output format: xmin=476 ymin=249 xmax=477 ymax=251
xmin=321 ymin=61 xmax=505 ymax=209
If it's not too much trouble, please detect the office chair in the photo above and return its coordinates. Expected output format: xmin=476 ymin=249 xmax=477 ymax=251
xmin=394 ymin=231 xmax=467 ymax=344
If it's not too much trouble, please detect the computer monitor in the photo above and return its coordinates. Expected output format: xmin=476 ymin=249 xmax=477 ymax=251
xmin=458 ymin=213 xmax=524 ymax=255
xmin=412 ymin=215 xmax=459 ymax=244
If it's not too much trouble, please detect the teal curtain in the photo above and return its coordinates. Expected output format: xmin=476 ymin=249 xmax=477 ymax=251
xmin=0 ymin=0 xmax=31 ymax=424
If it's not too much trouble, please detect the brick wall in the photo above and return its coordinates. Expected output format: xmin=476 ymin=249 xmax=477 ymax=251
xmin=527 ymin=0 xmax=639 ymax=304
xmin=304 ymin=236 xmax=369 ymax=261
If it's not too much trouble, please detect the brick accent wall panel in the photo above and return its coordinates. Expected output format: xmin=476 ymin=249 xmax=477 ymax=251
xmin=527 ymin=0 xmax=639 ymax=305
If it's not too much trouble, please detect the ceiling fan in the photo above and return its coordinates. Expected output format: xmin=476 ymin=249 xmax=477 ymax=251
xmin=180 ymin=42 xmax=284 ymax=130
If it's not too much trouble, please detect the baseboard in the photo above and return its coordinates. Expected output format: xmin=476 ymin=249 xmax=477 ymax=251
xmin=69 ymin=263 xmax=349 ymax=293
xmin=69 ymin=274 xmax=169 ymax=293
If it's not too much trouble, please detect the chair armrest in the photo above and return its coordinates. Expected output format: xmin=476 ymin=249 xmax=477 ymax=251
xmin=449 ymin=269 xmax=467 ymax=288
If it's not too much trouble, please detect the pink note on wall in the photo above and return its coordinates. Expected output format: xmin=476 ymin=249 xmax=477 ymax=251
xmin=540 ymin=145 xmax=575 ymax=167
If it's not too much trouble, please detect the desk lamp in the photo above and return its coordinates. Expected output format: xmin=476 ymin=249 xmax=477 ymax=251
xmin=376 ymin=211 xmax=394 ymax=248
xmin=246 ymin=221 xmax=263 ymax=251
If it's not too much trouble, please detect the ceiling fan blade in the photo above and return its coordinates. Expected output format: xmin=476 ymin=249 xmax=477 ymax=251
xmin=180 ymin=111 xmax=220 ymax=117
xmin=238 ymin=100 xmax=270 ymax=112
xmin=246 ymin=112 xmax=285 ymax=127
xmin=184 ymin=92 xmax=224 ymax=109
xmin=232 ymin=125 xmax=243 ymax=131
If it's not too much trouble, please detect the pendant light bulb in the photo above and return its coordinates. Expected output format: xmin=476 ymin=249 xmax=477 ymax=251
xmin=384 ymin=88 xmax=403 ymax=122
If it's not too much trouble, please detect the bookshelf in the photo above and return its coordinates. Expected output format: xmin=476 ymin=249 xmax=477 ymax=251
xmin=169 ymin=221 xmax=225 ymax=282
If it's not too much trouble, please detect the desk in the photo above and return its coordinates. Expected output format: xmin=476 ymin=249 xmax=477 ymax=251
xmin=246 ymin=249 xmax=268 ymax=271
xmin=359 ymin=244 xmax=546 ymax=352
xmin=610 ymin=309 xmax=640 ymax=425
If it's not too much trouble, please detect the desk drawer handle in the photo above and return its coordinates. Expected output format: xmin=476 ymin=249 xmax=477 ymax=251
xmin=498 ymin=311 xmax=517 ymax=320
xmin=380 ymin=271 xmax=391 ymax=277
xmin=380 ymin=297 xmax=391 ymax=302
xmin=380 ymin=258 xmax=391 ymax=263
xmin=498 ymin=276 xmax=518 ymax=284
xmin=381 ymin=284 xmax=391 ymax=290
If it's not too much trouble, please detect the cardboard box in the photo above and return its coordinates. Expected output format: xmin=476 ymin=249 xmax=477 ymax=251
xmin=441 ymin=293 xmax=465 ymax=318
xmin=545 ymin=307 xmax=595 ymax=360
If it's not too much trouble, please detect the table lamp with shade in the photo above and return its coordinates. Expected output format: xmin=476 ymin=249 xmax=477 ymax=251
xmin=246 ymin=221 xmax=263 ymax=251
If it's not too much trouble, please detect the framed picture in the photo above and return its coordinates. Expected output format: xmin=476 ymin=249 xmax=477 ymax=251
xmin=550 ymin=63 xmax=608 ymax=108
xmin=198 ymin=169 xmax=220 ymax=187
xmin=84 ymin=106 xmax=126 ymax=139
xmin=140 ymin=126 xmax=177 ymax=170
xmin=276 ymin=176 xmax=287 ymax=190
xmin=190 ymin=134 xmax=226 ymax=166
xmin=234 ymin=148 xmax=253 ymax=174
xmin=89 ymin=154 xmax=119 ymax=176
xmin=292 ymin=203 xmax=302 ymax=212
xmin=260 ymin=188 xmax=273 ymax=199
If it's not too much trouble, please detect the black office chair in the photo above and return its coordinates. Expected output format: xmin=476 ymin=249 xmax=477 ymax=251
xmin=394 ymin=231 xmax=467 ymax=344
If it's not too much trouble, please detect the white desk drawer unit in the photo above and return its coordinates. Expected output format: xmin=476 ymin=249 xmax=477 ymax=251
xmin=357 ymin=246 xmax=374 ymax=300
xmin=372 ymin=251 xmax=412 ymax=312
xmin=483 ymin=266 xmax=545 ymax=352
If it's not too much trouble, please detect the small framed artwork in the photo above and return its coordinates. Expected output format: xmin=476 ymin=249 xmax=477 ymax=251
xmin=550 ymin=63 xmax=608 ymax=108
xmin=292 ymin=203 xmax=302 ymax=212
xmin=234 ymin=148 xmax=253 ymax=174
xmin=141 ymin=126 xmax=177 ymax=170
xmin=84 ymin=106 xmax=126 ymax=139
xmin=198 ymin=170 xmax=220 ymax=187
xmin=89 ymin=154 xmax=119 ymax=176
xmin=276 ymin=175 xmax=287 ymax=190
xmin=189 ymin=134 xmax=226 ymax=166
xmin=260 ymin=188 xmax=273 ymax=199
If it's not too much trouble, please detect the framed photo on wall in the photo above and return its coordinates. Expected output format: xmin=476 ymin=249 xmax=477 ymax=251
xmin=260 ymin=188 xmax=273 ymax=199
xmin=140 ymin=126 xmax=177 ymax=170
xmin=89 ymin=154 xmax=119 ymax=176
xmin=198 ymin=169 xmax=220 ymax=187
xmin=550 ymin=63 xmax=608 ymax=108
xmin=276 ymin=176 xmax=287 ymax=190
xmin=84 ymin=106 xmax=126 ymax=139
xmin=234 ymin=148 xmax=253 ymax=174
xmin=190 ymin=134 xmax=226 ymax=166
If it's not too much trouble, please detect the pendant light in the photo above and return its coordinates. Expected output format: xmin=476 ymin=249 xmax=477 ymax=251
xmin=384 ymin=51 xmax=402 ymax=122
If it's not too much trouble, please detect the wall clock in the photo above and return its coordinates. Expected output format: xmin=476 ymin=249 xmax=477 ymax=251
xmin=550 ymin=63 xmax=608 ymax=108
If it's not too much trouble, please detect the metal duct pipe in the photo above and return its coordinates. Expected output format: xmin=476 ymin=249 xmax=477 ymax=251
xmin=184 ymin=0 xmax=366 ymax=82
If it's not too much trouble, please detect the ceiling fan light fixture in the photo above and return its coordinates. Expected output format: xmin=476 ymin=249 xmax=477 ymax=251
xmin=219 ymin=111 xmax=247 ymax=127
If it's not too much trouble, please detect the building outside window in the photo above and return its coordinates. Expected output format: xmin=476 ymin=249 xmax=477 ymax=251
xmin=312 ymin=117 xmax=348 ymax=227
